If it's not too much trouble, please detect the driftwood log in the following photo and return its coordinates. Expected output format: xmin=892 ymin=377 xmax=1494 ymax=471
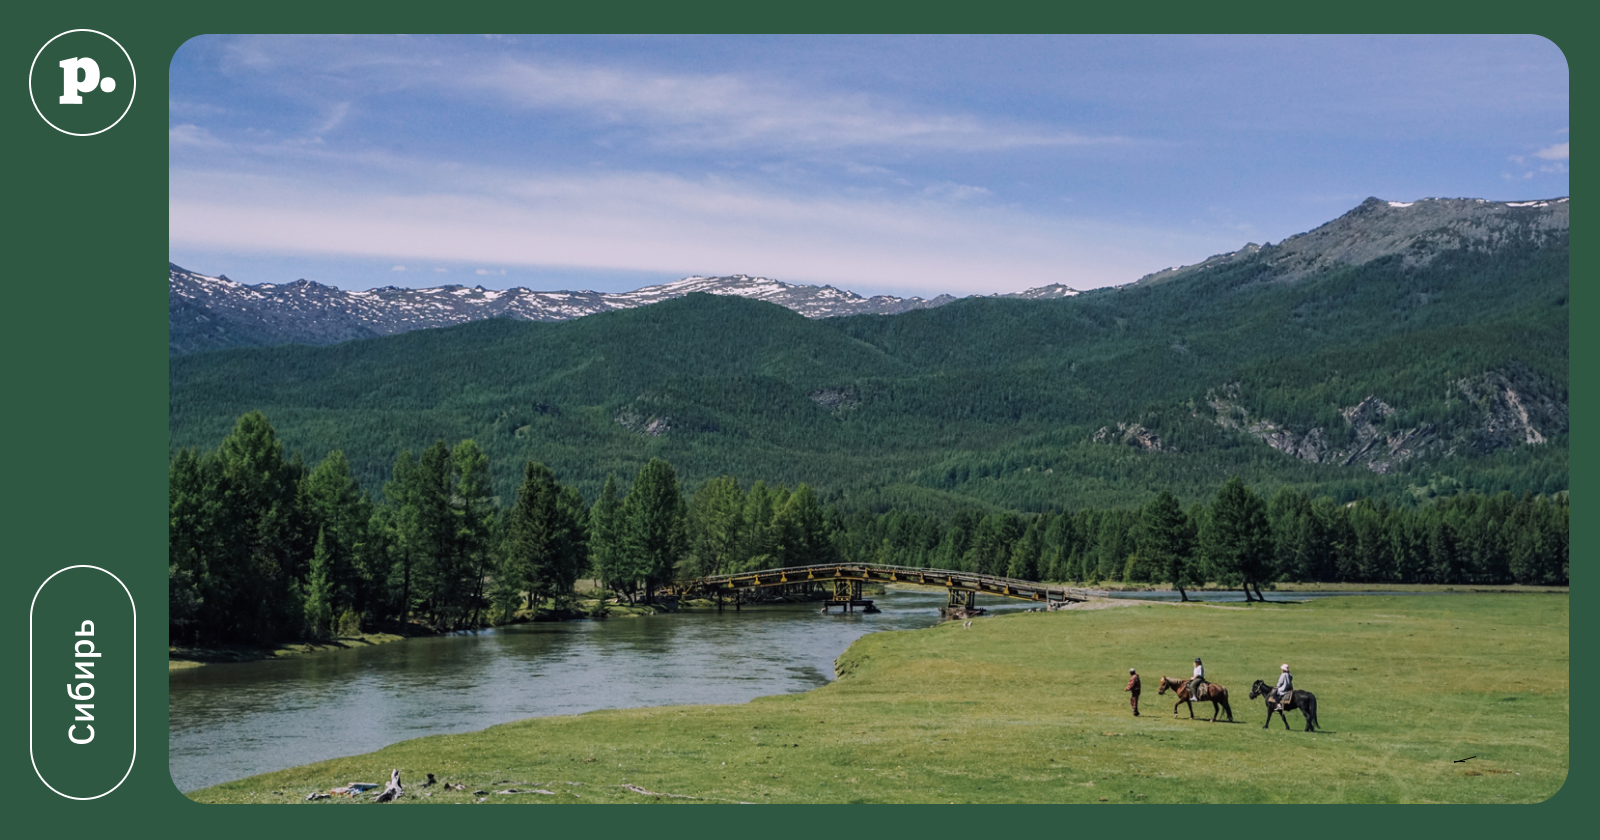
xmin=374 ymin=768 xmax=403 ymax=803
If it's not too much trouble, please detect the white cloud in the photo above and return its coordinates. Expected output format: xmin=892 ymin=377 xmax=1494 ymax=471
xmin=1533 ymin=142 xmax=1568 ymax=160
xmin=391 ymin=265 xmax=407 ymax=271
xmin=475 ymin=268 xmax=506 ymax=276
xmin=471 ymin=58 xmax=1129 ymax=153
xmin=922 ymin=182 xmax=992 ymax=202
xmin=169 ymin=124 xmax=226 ymax=149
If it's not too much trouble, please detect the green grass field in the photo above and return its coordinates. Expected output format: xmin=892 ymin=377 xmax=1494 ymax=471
xmin=185 ymin=593 xmax=1567 ymax=804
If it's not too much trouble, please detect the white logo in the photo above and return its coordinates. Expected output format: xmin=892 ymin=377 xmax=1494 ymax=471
xmin=59 ymin=56 xmax=116 ymax=104
xmin=30 ymin=29 xmax=137 ymax=137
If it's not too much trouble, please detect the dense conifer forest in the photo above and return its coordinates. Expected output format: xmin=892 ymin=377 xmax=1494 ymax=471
xmin=170 ymin=412 xmax=1567 ymax=646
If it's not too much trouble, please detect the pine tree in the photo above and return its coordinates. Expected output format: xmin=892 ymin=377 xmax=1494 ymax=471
xmin=688 ymin=476 xmax=746 ymax=578
xmin=451 ymin=440 xmax=496 ymax=627
xmin=588 ymin=475 xmax=625 ymax=599
xmin=1006 ymin=518 xmax=1043 ymax=581
xmin=622 ymin=459 xmax=687 ymax=603
xmin=1139 ymin=490 xmax=1196 ymax=600
xmin=502 ymin=460 xmax=563 ymax=611
xmin=305 ymin=527 xmax=335 ymax=640
xmin=303 ymin=450 xmax=371 ymax=618
xmin=211 ymin=411 xmax=306 ymax=643
xmin=1200 ymin=477 xmax=1274 ymax=600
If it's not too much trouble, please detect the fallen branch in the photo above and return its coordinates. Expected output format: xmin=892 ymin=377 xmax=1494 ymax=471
xmin=374 ymin=768 xmax=403 ymax=803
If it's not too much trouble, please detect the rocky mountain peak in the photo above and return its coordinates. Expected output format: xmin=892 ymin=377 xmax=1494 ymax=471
xmin=1134 ymin=196 xmax=1568 ymax=287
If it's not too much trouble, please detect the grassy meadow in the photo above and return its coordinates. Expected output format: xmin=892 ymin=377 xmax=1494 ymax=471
xmin=185 ymin=593 xmax=1567 ymax=804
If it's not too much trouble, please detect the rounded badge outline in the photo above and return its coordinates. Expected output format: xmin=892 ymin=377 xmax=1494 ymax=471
xmin=29 ymin=29 xmax=138 ymax=137
xmin=29 ymin=565 xmax=138 ymax=800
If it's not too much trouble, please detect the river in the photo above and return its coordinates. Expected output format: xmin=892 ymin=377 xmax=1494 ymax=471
xmin=168 ymin=587 xmax=1041 ymax=793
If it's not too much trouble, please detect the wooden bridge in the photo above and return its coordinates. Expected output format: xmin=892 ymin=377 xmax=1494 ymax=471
xmin=672 ymin=563 xmax=1098 ymax=614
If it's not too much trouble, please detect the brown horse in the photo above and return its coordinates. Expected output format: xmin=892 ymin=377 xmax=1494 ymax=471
xmin=1156 ymin=676 xmax=1234 ymax=722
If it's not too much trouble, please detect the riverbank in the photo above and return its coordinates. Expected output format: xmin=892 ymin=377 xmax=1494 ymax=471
xmin=185 ymin=592 xmax=1567 ymax=804
xmin=170 ymin=631 xmax=413 ymax=671
xmin=168 ymin=587 xmax=855 ymax=670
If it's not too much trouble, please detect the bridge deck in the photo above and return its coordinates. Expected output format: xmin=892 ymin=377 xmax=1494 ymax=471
xmin=677 ymin=563 xmax=1095 ymax=604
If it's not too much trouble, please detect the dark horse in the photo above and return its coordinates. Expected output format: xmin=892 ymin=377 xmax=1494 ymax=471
xmin=1249 ymin=679 xmax=1320 ymax=731
xmin=1156 ymin=676 xmax=1233 ymax=722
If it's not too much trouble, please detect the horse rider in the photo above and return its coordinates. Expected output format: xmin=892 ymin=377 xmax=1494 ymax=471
xmin=1125 ymin=668 xmax=1141 ymax=716
xmin=1187 ymin=657 xmax=1207 ymax=701
xmin=1270 ymin=663 xmax=1293 ymax=711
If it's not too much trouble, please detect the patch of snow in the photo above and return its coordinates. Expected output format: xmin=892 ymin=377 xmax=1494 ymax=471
xmin=1387 ymin=201 xmax=1414 ymax=208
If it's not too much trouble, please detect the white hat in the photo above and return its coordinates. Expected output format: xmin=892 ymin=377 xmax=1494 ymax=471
xmin=1129 ymin=668 xmax=1136 ymax=673
xmin=1281 ymin=663 xmax=1290 ymax=671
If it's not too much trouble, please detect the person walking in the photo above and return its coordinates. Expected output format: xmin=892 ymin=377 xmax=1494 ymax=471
xmin=1125 ymin=668 xmax=1141 ymax=716
xmin=1271 ymin=663 xmax=1293 ymax=711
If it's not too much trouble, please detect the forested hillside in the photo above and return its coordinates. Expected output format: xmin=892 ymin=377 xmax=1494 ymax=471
xmin=170 ymin=201 xmax=1567 ymax=512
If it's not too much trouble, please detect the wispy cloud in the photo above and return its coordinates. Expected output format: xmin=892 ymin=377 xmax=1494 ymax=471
xmin=1505 ymin=136 xmax=1569 ymax=180
xmin=169 ymin=124 xmax=226 ymax=149
xmin=169 ymin=167 xmax=1222 ymax=293
xmin=314 ymin=101 xmax=353 ymax=135
xmin=1533 ymin=142 xmax=1568 ymax=160
xmin=470 ymin=58 xmax=1130 ymax=153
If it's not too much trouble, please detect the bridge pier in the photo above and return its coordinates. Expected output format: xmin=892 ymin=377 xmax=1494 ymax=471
xmin=820 ymin=578 xmax=877 ymax=614
xmin=940 ymin=588 xmax=985 ymax=620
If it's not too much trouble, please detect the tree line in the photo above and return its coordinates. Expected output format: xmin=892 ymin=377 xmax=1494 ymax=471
xmin=170 ymin=412 xmax=1567 ymax=645
xmin=831 ymin=479 xmax=1568 ymax=599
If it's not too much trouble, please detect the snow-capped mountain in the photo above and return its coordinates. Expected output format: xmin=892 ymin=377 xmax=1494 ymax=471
xmin=170 ymin=268 xmax=1057 ymax=355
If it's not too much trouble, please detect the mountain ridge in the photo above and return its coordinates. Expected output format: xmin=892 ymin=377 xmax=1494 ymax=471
xmin=170 ymin=194 xmax=1568 ymax=511
xmin=169 ymin=195 xmax=1566 ymax=356
xmin=168 ymin=266 xmax=1062 ymax=355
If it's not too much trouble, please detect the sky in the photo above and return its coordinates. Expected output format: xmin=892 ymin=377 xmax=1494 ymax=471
xmin=168 ymin=35 xmax=1569 ymax=297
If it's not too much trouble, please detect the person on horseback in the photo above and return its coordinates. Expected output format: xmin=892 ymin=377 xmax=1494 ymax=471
xmin=1187 ymin=657 xmax=1207 ymax=701
xmin=1270 ymin=663 xmax=1293 ymax=711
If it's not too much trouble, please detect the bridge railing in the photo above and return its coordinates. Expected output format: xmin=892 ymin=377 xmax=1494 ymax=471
xmin=678 ymin=562 xmax=1101 ymax=603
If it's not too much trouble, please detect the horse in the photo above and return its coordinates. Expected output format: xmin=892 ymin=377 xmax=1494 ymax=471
xmin=1156 ymin=676 xmax=1233 ymax=722
xmin=1249 ymin=679 xmax=1320 ymax=731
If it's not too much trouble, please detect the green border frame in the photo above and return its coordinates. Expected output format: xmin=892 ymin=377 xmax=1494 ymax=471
xmin=3 ymin=3 xmax=1581 ymax=835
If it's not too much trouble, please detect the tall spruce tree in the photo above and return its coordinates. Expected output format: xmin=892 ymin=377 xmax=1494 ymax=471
xmin=451 ymin=440 xmax=496 ymax=627
xmin=622 ymin=458 xmax=687 ymax=603
xmin=303 ymin=450 xmax=371 ymax=621
xmin=1200 ymin=477 xmax=1274 ymax=601
xmin=503 ymin=460 xmax=564 ymax=611
xmin=304 ymin=527 xmax=335 ymax=640
xmin=1139 ymin=490 xmax=1196 ymax=600
xmin=687 ymin=476 xmax=746 ymax=578
xmin=588 ymin=474 xmax=625 ymax=599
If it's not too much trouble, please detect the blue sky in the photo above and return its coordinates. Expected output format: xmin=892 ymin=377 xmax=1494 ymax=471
xmin=168 ymin=35 xmax=1569 ymax=296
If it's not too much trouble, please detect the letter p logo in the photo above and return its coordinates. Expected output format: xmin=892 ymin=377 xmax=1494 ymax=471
xmin=59 ymin=57 xmax=115 ymax=104
xmin=30 ymin=31 xmax=136 ymax=136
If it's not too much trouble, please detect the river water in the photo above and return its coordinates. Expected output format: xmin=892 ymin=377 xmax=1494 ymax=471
xmin=168 ymin=588 xmax=1041 ymax=792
